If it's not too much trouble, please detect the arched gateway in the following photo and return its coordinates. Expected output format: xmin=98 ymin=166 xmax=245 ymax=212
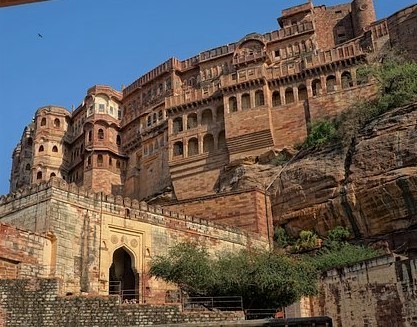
xmin=109 ymin=247 xmax=139 ymax=301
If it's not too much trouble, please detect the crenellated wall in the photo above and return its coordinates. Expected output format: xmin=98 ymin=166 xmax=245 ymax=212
xmin=0 ymin=178 xmax=268 ymax=298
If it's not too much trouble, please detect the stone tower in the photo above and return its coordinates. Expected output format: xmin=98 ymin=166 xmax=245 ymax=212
xmin=10 ymin=124 xmax=35 ymax=192
xmin=351 ymin=0 xmax=376 ymax=37
xmin=32 ymin=106 xmax=71 ymax=184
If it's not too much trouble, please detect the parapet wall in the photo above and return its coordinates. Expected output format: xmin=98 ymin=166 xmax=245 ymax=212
xmin=0 ymin=177 xmax=261 ymax=242
xmin=0 ymin=278 xmax=244 ymax=327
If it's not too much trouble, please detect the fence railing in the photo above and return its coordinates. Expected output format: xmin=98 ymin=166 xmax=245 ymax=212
xmin=182 ymin=296 xmax=243 ymax=312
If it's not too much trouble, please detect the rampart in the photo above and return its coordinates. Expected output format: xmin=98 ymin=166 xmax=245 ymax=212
xmin=0 ymin=178 xmax=268 ymax=297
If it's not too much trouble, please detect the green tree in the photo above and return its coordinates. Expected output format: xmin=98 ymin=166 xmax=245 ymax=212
xmin=149 ymin=242 xmax=215 ymax=295
xmin=150 ymin=242 xmax=318 ymax=309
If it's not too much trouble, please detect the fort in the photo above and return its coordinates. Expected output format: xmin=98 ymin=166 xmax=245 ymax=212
xmin=1 ymin=0 xmax=417 ymax=325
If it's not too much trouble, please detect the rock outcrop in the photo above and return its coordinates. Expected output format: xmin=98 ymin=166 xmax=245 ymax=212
xmin=216 ymin=102 xmax=417 ymax=250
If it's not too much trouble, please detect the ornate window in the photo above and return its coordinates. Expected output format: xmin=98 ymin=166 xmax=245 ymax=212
xmin=255 ymin=90 xmax=265 ymax=106
xmin=97 ymin=154 xmax=103 ymax=167
xmin=241 ymin=93 xmax=251 ymax=110
xmin=326 ymin=75 xmax=336 ymax=93
xmin=312 ymin=79 xmax=322 ymax=97
xmin=228 ymin=97 xmax=238 ymax=112
xmin=285 ymin=88 xmax=295 ymax=104
xmin=173 ymin=141 xmax=184 ymax=157
xmin=272 ymin=91 xmax=282 ymax=107
xmin=298 ymin=84 xmax=308 ymax=101
xmin=98 ymin=129 xmax=104 ymax=140
xmin=53 ymin=118 xmax=60 ymax=128
xmin=173 ymin=117 xmax=183 ymax=133
xmin=188 ymin=138 xmax=198 ymax=156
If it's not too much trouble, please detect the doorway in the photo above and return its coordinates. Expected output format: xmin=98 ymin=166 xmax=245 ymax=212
xmin=109 ymin=247 xmax=138 ymax=301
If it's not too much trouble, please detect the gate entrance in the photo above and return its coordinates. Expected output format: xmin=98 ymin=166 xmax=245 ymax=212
xmin=109 ymin=247 xmax=138 ymax=301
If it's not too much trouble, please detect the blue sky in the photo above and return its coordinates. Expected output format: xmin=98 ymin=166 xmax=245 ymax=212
xmin=0 ymin=0 xmax=415 ymax=195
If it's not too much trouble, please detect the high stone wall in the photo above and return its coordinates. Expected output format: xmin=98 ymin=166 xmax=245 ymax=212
xmin=0 ymin=178 xmax=268 ymax=298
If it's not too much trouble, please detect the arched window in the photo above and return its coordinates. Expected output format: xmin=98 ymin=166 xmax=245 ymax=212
xmin=298 ymin=84 xmax=308 ymax=101
xmin=158 ymin=110 xmax=163 ymax=120
xmin=201 ymin=109 xmax=213 ymax=125
xmin=341 ymin=71 xmax=353 ymax=89
xmin=27 ymin=138 xmax=33 ymax=147
xmin=109 ymin=157 xmax=113 ymax=166
xmin=216 ymin=106 xmax=224 ymax=122
xmin=218 ymin=130 xmax=226 ymax=149
xmin=173 ymin=141 xmax=184 ymax=157
xmin=25 ymin=164 xmax=31 ymax=171
xmin=255 ymin=90 xmax=265 ymax=106
xmin=97 ymin=154 xmax=103 ymax=167
xmin=326 ymin=75 xmax=336 ymax=93
xmin=153 ymin=113 xmax=157 ymax=124
xmin=40 ymin=118 xmax=46 ymax=126
xmin=88 ymin=131 xmax=92 ymax=142
xmin=312 ymin=79 xmax=322 ymax=97
xmin=203 ymin=134 xmax=215 ymax=153
xmin=272 ymin=91 xmax=282 ymax=107
xmin=147 ymin=116 xmax=152 ymax=127
xmin=50 ymin=172 xmax=56 ymax=178
xmin=36 ymin=171 xmax=42 ymax=180
xmin=188 ymin=138 xmax=198 ymax=156
xmin=241 ymin=93 xmax=251 ymax=110
xmin=229 ymin=96 xmax=238 ymax=112
xmin=98 ymin=129 xmax=104 ymax=140
xmin=116 ymin=160 xmax=121 ymax=169
xmin=39 ymin=145 xmax=44 ymax=152
xmin=285 ymin=88 xmax=295 ymax=104
xmin=173 ymin=117 xmax=183 ymax=133
xmin=53 ymin=118 xmax=60 ymax=128
xmin=52 ymin=146 xmax=58 ymax=153
xmin=187 ymin=113 xmax=198 ymax=129
xmin=116 ymin=135 xmax=121 ymax=146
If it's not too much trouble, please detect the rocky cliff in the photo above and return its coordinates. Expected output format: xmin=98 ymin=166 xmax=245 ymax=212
xmin=217 ymin=102 xmax=417 ymax=251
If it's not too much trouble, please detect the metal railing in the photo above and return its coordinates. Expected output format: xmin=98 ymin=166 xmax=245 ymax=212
xmin=182 ymin=296 xmax=243 ymax=312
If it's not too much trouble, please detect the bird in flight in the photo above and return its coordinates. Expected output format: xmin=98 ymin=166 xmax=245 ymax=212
xmin=37 ymin=33 xmax=43 ymax=38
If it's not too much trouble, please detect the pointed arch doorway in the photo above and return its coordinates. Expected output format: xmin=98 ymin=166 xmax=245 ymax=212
xmin=109 ymin=247 xmax=139 ymax=301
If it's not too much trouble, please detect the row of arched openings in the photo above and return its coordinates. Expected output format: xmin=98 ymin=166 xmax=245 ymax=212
xmin=40 ymin=117 xmax=61 ymax=128
xmin=173 ymin=131 xmax=226 ymax=157
xmin=38 ymin=145 xmax=59 ymax=153
xmin=36 ymin=171 xmax=56 ymax=180
xmin=172 ymin=106 xmax=224 ymax=134
xmin=229 ymin=71 xmax=357 ymax=111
